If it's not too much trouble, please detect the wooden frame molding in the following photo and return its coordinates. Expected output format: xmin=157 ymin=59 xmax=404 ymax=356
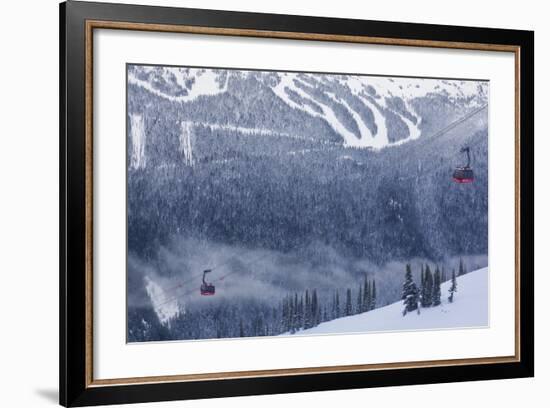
xmin=61 ymin=1 xmax=534 ymax=405
xmin=84 ymin=19 xmax=522 ymax=388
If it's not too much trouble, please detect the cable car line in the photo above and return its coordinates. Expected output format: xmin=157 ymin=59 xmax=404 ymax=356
xmin=392 ymin=104 xmax=486 ymax=183
xmin=427 ymin=104 xmax=487 ymax=141
xmin=157 ymin=245 xmax=255 ymax=298
xmin=154 ymin=251 xmax=272 ymax=307
xmin=154 ymin=251 xmax=270 ymax=307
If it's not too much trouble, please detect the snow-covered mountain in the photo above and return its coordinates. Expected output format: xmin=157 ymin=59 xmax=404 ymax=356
xmin=128 ymin=65 xmax=488 ymax=153
xmin=127 ymin=64 xmax=489 ymax=266
xmin=287 ymin=267 xmax=488 ymax=336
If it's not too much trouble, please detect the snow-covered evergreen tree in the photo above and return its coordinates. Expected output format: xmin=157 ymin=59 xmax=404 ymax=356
xmin=402 ymin=264 xmax=419 ymax=315
xmin=370 ymin=280 xmax=377 ymax=310
xmin=433 ymin=266 xmax=441 ymax=306
xmin=281 ymin=296 xmax=289 ymax=332
xmin=363 ymin=278 xmax=369 ymax=312
xmin=291 ymin=293 xmax=299 ymax=333
xmin=305 ymin=290 xmax=312 ymax=329
xmin=365 ymin=281 xmax=372 ymax=311
xmin=298 ymin=295 xmax=304 ymax=329
xmin=448 ymin=269 xmax=458 ymax=303
xmin=421 ymin=264 xmax=433 ymax=307
xmin=312 ymin=289 xmax=319 ymax=326
xmin=357 ymin=286 xmax=363 ymax=314
xmin=345 ymin=288 xmax=353 ymax=316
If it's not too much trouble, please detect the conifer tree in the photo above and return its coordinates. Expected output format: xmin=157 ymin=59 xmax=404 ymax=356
xmin=280 ymin=298 xmax=285 ymax=332
xmin=345 ymin=288 xmax=353 ymax=316
xmin=458 ymin=258 xmax=465 ymax=276
xmin=448 ymin=269 xmax=458 ymax=302
xmin=421 ymin=264 xmax=433 ymax=307
xmin=297 ymin=295 xmax=305 ymax=329
xmin=312 ymin=289 xmax=319 ymax=326
xmin=304 ymin=290 xmax=311 ymax=329
xmin=357 ymin=286 xmax=363 ymax=314
xmin=281 ymin=296 xmax=290 ymax=332
xmin=420 ymin=265 xmax=425 ymax=306
xmin=433 ymin=266 xmax=441 ymax=306
xmin=363 ymin=277 xmax=369 ymax=312
xmin=335 ymin=290 xmax=340 ymax=318
xmin=365 ymin=280 xmax=372 ymax=311
xmin=291 ymin=293 xmax=298 ymax=333
xmin=272 ymin=306 xmax=278 ymax=333
xmin=239 ymin=319 xmax=245 ymax=337
xmin=370 ymin=280 xmax=377 ymax=310
xmin=402 ymin=264 xmax=419 ymax=315
xmin=257 ymin=315 xmax=265 ymax=336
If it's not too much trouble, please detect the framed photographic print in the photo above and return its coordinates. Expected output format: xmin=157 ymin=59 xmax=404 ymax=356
xmin=59 ymin=1 xmax=534 ymax=406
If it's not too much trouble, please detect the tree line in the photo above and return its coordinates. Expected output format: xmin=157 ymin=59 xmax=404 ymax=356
xmin=129 ymin=258 xmax=470 ymax=342
xmin=281 ymin=276 xmax=377 ymax=334
xmin=128 ymin=276 xmax=379 ymax=342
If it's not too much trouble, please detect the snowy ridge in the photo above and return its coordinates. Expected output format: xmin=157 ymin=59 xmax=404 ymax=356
xmin=128 ymin=66 xmax=228 ymax=102
xmin=128 ymin=65 xmax=488 ymax=150
xmin=273 ymin=74 xmax=364 ymax=147
xmin=354 ymin=92 xmax=389 ymax=147
xmin=342 ymin=76 xmax=488 ymax=105
xmin=272 ymin=73 xmax=457 ymax=149
xmin=271 ymin=73 xmax=320 ymax=118
xmin=326 ymin=91 xmax=381 ymax=148
xmin=390 ymin=106 xmax=422 ymax=147
xmin=287 ymin=267 xmax=488 ymax=336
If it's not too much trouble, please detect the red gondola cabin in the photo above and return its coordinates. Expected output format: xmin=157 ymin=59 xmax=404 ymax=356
xmin=200 ymin=269 xmax=215 ymax=296
xmin=453 ymin=147 xmax=474 ymax=183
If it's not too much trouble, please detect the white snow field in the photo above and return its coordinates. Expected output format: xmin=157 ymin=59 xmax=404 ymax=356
xmin=128 ymin=67 xmax=228 ymax=103
xmin=129 ymin=113 xmax=146 ymax=170
xmin=290 ymin=267 xmax=488 ymax=336
xmin=144 ymin=276 xmax=180 ymax=326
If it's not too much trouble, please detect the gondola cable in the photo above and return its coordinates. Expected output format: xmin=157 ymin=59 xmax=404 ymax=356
xmin=154 ymin=251 xmax=272 ymax=307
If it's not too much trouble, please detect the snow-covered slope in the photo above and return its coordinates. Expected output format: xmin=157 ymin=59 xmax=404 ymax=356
xmin=127 ymin=65 xmax=488 ymax=150
xmin=291 ymin=267 xmax=488 ymax=336
xmin=128 ymin=66 xmax=228 ymax=102
xmin=144 ymin=276 xmax=180 ymax=326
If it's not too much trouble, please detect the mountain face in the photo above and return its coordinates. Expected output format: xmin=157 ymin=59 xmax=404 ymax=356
xmin=127 ymin=65 xmax=488 ymax=165
xmin=126 ymin=64 xmax=488 ymax=266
